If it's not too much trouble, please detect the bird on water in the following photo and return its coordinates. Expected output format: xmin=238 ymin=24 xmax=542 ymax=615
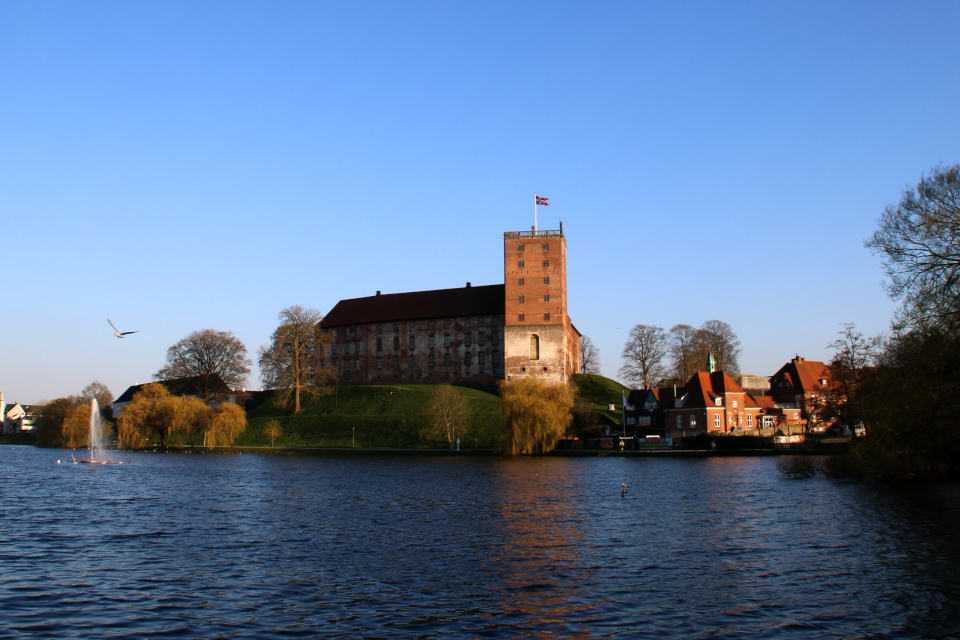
xmin=108 ymin=319 xmax=138 ymax=338
xmin=621 ymin=483 xmax=628 ymax=498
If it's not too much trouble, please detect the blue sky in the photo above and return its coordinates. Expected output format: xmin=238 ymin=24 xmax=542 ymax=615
xmin=3 ymin=1 xmax=958 ymax=404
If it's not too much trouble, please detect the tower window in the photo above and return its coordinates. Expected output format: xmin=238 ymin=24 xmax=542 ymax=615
xmin=394 ymin=356 xmax=400 ymax=369
xmin=429 ymin=354 xmax=436 ymax=367
xmin=518 ymin=243 xmax=524 ymax=252
xmin=543 ymin=276 xmax=550 ymax=285
xmin=518 ymin=314 xmax=525 ymax=322
xmin=409 ymin=336 xmax=416 ymax=349
xmin=444 ymin=319 xmax=451 ymax=329
xmin=393 ymin=323 xmax=400 ymax=333
xmin=543 ymin=294 xmax=550 ymax=302
xmin=355 ymin=359 xmax=361 ymax=371
xmin=409 ymin=321 xmax=415 ymax=332
xmin=409 ymin=355 xmax=416 ymax=368
xmin=519 ymin=295 xmax=525 ymax=303
xmin=429 ymin=335 xmax=436 ymax=348
xmin=393 ymin=337 xmax=400 ymax=351
xmin=376 ymin=338 xmax=382 ymax=352
xmin=479 ymin=318 xmax=485 ymax=328
xmin=444 ymin=334 xmax=451 ymax=347
xmin=542 ymin=260 xmax=549 ymax=268
xmin=346 ymin=327 xmax=352 ymax=336
xmin=518 ymin=277 xmax=524 ymax=285
xmin=377 ymin=323 xmax=382 ymax=334
xmin=465 ymin=352 xmax=472 ymax=366
xmin=518 ymin=260 xmax=524 ymax=269
xmin=478 ymin=351 xmax=485 ymax=365
xmin=444 ymin=353 xmax=451 ymax=366
xmin=544 ymin=312 xmax=551 ymax=321
xmin=429 ymin=320 xmax=435 ymax=330
xmin=465 ymin=333 xmax=472 ymax=347
xmin=478 ymin=333 xmax=485 ymax=345
xmin=377 ymin=357 xmax=383 ymax=369
xmin=529 ymin=334 xmax=540 ymax=360
xmin=493 ymin=351 xmax=500 ymax=365
xmin=465 ymin=318 xmax=471 ymax=328
xmin=542 ymin=243 xmax=549 ymax=251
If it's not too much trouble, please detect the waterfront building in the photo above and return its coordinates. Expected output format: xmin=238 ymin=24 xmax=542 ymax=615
xmin=321 ymin=226 xmax=581 ymax=386
xmin=769 ymin=356 xmax=831 ymax=430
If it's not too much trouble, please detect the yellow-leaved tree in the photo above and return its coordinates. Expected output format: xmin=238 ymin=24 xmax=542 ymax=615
xmin=207 ymin=403 xmax=247 ymax=448
xmin=421 ymin=384 xmax=473 ymax=444
xmin=62 ymin=403 xmax=92 ymax=449
xmin=500 ymin=377 xmax=576 ymax=455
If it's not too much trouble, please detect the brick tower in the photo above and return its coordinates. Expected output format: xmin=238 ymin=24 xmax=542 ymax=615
xmin=503 ymin=224 xmax=580 ymax=384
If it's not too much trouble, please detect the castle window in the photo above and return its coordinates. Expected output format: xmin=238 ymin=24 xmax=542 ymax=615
xmin=518 ymin=277 xmax=524 ymax=285
xmin=409 ymin=336 xmax=416 ymax=349
xmin=393 ymin=323 xmax=400 ymax=333
xmin=465 ymin=333 xmax=472 ymax=347
xmin=346 ymin=327 xmax=352 ymax=336
xmin=355 ymin=359 xmax=361 ymax=371
xmin=492 ymin=317 xmax=499 ymax=326
xmin=409 ymin=355 xmax=416 ymax=368
xmin=429 ymin=354 xmax=436 ymax=367
xmin=465 ymin=318 xmax=471 ymax=328
xmin=492 ymin=331 xmax=499 ymax=344
xmin=444 ymin=319 xmax=451 ymax=330
xmin=518 ymin=243 xmax=524 ymax=252
xmin=331 ymin=343 xmax=337 ymax=355
xmin=543 ymin=294 xmax=550 ymax=302
xmin=519 ymin=314 xmax=525 ymax=322
xmin=356 ymin=327 xmax=362 ymax=337
xmin=444 ymin=334 xmax=451 ymax=347
xmin=465 ymin=352 xmax=472 ymax=366
xmin=478 ymin=333 xmax=485 ymax=346
xmin=429 ymin=320 xmax=435 ymax=330
xmin=344 ymin=342 xmax=351 ymax=355
xmin=479 ymin=318 xmax=485 ymax=328
xmin=377 ymin=323 xmax=382 ymax=334
xmin=393 ymin=337 xmax=400 ymax=351
xmin=542 ymin=260 xmax=549 ymax=268
xmin=429 ymin=335 xmax=436 ymax=348
xmin=493 ymin=351 xmax=500 ymax=365
xmin=530 ymin=334 xmax=540 ymax=360
xmin=543 ymin=276 xmax=550 ymax=285
xmin=377 ymin=357 xmax=382 ymax=369
xmin=409 ymin=322 xmax=415 ymax=332
xmin=444 ymin=353 xmax=451 ymax=366
xmin=356 ymin=341 xmax=363 ymax=355
xmin=376 ymin=338 xmax=382 ymax=352
xmin=544 ymin=313 xmax=550 ymax=321
xmin=519 ymin=295 xmax=525 ymax=303
xmin=518 ymin=260 xmax=524 ymax=268
xmin=394 ymin=356 xmax=400 ymax=369
xmin=478 ymin=351 xmax=485 ymax=365
xmin=542 ymin=243 xmax=549 ymax=251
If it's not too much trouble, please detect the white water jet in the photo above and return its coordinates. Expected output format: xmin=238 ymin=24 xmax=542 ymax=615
xmin=89 ymin=397 xmax=103 ymax=462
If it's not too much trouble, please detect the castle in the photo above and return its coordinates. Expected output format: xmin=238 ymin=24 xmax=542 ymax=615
xmin=321 ymin=225 xmax=581 ymax=385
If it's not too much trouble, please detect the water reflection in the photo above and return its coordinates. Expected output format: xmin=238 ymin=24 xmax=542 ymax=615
xmin=3 ymin=446 xmax=960 ymax=639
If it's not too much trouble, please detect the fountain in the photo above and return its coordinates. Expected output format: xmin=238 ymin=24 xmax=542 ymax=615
xmin=78 ymin=398 xmax=121 ymax=464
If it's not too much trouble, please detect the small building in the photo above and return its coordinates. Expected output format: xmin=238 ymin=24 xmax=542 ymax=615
xmin=1 ymin=392 xmax=27 ymax=434
xmin=623 ymin=388 xmax=666 ymax=437
xmin=769 ymin=356 xmax=832 ymax=430
xmin=662 ymin=368 xmax=763 ymax=440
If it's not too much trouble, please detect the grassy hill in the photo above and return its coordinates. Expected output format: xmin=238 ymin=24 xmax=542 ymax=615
xmin=571 ymin=373 xmax=631 ymax=427
xmin=235 ymin=384 xmax=505 ymax=449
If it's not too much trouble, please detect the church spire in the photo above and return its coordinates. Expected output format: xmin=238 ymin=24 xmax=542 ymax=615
xmin=706 ymin=352 xmax=716 ymax=373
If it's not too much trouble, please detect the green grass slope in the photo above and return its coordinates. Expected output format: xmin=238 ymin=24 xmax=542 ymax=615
xmin=237 ymin=384 xmax=504 ymax=449
xmin=572 ymin=373 xmax=631 ymax=427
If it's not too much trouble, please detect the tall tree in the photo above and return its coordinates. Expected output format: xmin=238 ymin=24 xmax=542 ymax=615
xmin=155 ymin=329 xmax=251 ymax=399
xmin=619 ymin=324 xmax=668 ymax=388
xmin=819 ymin=323 xmax=884 ymax=429
xmin=865 ymin=163 xmax=960 ymax=331
xmin=579 ymin=335 xmax=601 ymax=374
xmin=693 ymin=320 xmax=742 ymax=374
xmin=668 ymin=324 xmax=699 ymax=382
xmin=500 ymin=377 xmax=575 ymax=455
xmin=80 ymin=381 xmax=113 ymax=410
xmin=421 ymin=384 xmax=473 ymax=444
xmin=258 ymin=305 xmax=337 ymax=413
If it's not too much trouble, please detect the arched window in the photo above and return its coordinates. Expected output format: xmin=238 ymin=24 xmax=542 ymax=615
xmin=530 ymin=334 xmax=540 ymax=360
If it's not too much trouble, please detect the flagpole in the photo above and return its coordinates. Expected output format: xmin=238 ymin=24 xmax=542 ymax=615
xmin=534 ymin=193 xmax=538 ymax=233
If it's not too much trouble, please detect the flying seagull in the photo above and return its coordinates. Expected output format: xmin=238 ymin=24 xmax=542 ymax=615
xmin=108 ymin=319 xmax=138 ymax=338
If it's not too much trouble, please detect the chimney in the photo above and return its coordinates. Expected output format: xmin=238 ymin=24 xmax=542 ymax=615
xmin=466 ymin=282 xmax=471 ymax=288
xmin=376 ymin=291 xmax=381 ymax=296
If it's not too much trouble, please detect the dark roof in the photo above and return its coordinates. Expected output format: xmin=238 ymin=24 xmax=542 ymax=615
xmin=322 ymin=284 xmax=506 ymax=327
xmin=115 ymin=375 xmax=232 ymax=403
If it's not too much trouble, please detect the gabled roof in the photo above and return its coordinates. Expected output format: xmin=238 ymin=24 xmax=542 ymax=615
xmin=321 ymin=284 xmax=506 ymax=327
xmin=772 ymin=357 xmax=830 ymax=395
xmin=669 ymin=371 xmax=761 ymax=409
xmin=115 ymin=375 xmax=232 ymax=404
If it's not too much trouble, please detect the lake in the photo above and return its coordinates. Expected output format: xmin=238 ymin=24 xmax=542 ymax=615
xmin=2 ymin=445 xmax=960 ymax=639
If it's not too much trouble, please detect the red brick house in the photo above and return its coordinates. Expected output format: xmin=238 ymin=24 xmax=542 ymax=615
xmin=662 ymin=370 xmax=762 ymax=439
xmin=769 ymin=356 xmax=831 ymax=430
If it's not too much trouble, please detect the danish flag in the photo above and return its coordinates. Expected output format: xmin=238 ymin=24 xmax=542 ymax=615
xmin=535 ymin=195 xmax=549 ymax=206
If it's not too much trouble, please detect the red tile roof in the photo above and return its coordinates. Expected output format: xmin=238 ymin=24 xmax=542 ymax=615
xmin=322 ymin=284 xmax=505 ymax=327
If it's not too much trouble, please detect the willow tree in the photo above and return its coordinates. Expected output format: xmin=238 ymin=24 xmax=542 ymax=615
xmin=500 ymin=377 xmax=576 ymax=455
xmin=206 ymin=403 xmax=247 ymax=448
xmin=258 ymin=305 xmax=337 ymax=413
xmin=118 ymin=383 xmax=179 ymax=448
xmin=422 ymin=384 xmax=472 ymax=444
xmin=62 ymin=403 xmax=92 ymax=448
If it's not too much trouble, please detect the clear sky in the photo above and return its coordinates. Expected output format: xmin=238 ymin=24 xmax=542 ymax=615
xmin=3 ymin=1 xmax=958 ymax=404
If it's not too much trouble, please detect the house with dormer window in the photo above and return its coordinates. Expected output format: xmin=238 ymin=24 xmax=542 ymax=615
xmin=661 ymin=356 xmax=762 ymax=439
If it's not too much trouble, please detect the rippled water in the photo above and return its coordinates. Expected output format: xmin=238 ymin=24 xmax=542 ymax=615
xmin=2 ymin=446 xmax=960 ymax=639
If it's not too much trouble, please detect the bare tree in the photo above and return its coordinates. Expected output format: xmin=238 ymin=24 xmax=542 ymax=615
xmin=421 ymin=385 xmax=473 ymax=444
xmin=619 ymin=324 xmax=668 ymax=388
xmin=264 ymin=420 xmax=283 ymax=447
xmin=80 ymin=381 xmax=113 ymax=409
xmin=693 ymin=320 xmax=742 ymax=374
xmin=668 ymin=324 xmax=699 ymax=382
xmin=155 ymin=329 xmax=251 ymax=399
xmin=579 ymin=335 xmax=601 ymax=374
xmin=258 ymin=305 xmax=336 ymax=414
xmin=866 ymin=163 xmax=960 ymax=331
